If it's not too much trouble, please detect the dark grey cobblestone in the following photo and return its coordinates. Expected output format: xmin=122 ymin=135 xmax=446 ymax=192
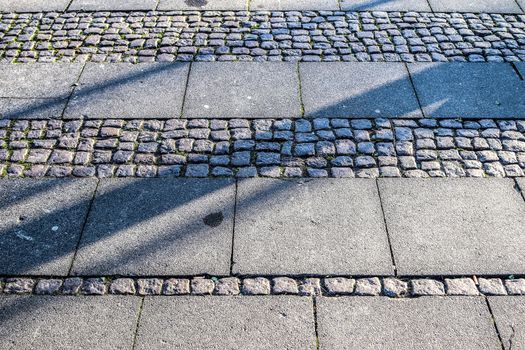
xmin=0 ymin=11 xmax=524 ymax=63
xmin=0 ymin=276 xmax=521 ymax=297
xmin=2 ymin=118 xmax=525 ymax=178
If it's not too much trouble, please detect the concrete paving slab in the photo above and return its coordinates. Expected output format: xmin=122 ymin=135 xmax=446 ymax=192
xmin=317 ymin=297 xmax=501 ymax=350
xmin=0 ymin=179 xmax=97 ymax=276
xmin=0 ymin=296 xmax=140 ymax=350
xmin=0 ymin=64 xmax=82 ymax=99
xmin=300 ymin=62 xmax=422 ymax=119
xmin=518 ymin=0 xmax=525 ymax=12
xmin=250 ymin=0 xmax=339 ymax=10
xmin=64 ymin=63 xmax=190 ymax=119
xmin=158 ymin=0 xmax=247 ymax=10
xmin=0 ymin=0 xmax=70 ymax=11
xmin=378 ymin=179 xmax=525 ymax=276
xmin=233 ymin=179 xmax=393 ymax=276
xmin=183 ymin=62 xmax=301 ymax=119
xmin=515 ymin=62 xmax=525 ymax=80
xmin=136 ymin=296 xmax=316 ymax=350
xmin=428 ymin=0 xmax=523 ymax=13
xmin=340 ymin=0 xmax=431 ymax=11
xmin=409 ymin=63 xmax=525 ymax=119
xmin=516 ymin=178 xmax=525 ymax=194
xmin=71 ymin=178 xmax=235 ymax=276
xmin=488 ymin=297 xmax=525 ymax=350
xmin=0 ymin=98 xmax=67 ymax=119
xmin=69 ymin=0 xmax=158 ymax=11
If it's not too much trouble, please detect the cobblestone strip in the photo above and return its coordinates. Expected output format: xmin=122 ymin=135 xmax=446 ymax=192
xmin=2 ymin=118 xmax=525 ymax=178
xmin=0 ymin=11 xmax=524 ymax=63
xmin=1 ymin=276 xmax=523 ymax=296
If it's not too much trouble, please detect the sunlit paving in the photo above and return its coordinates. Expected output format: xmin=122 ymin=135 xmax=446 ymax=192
xmin=1 ymin=0 xmax=525 ymax=349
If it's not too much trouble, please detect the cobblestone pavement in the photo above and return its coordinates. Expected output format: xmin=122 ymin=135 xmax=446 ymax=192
xmin=0 ymin=276 xmax=523 ymax=296
xmin=2 ymin=118 xmax=525 ymax=178
xmin=0 ymin=10 xmax=525 ymax=63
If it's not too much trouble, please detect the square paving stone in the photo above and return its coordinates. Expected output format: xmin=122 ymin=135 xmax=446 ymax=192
xmin=0 ymin=179 xmax=97 ymax=276
xmin=409 ymin=63 xmax=525 ymax=119
xmin=340 ymin=0 xmax=431 ymax=11
xmin=0 ymin=98 xmax=68 ymax=119
xmin=300 ymin=62 xmax=422 ymax=119
xmin=428 ymin=0 xmax=523 ymax=13
xmin=183 ymin=62 xmax=301 ymax=119
xmin=71 ymin=178 xmax=235 ymax=276
xmin=69 ymin=0 xmax=158 ymax=10
xmin=378 ymin=178 xmax=525 ymax=276
xmin=0 ymin=296 xmax=140 ymax=350
xmin=158 ymin=0 xmax=247 ymax=10
xmin=317 ymin=297 xmax=501 ymax=350
xmin=64 ymin=63 xmax=190 ymax=119
xmin=0 ymin=0 xmax=70 ymax=11
xmin=488 ymin=297 xmax=525 ymax=350
xmin=250 ymin=0 xmax=339 ymax=10
xmin=233 ymin=179 xmax=393 ymax=276
xmin=136 ymin=296 xmax=316 ymax=350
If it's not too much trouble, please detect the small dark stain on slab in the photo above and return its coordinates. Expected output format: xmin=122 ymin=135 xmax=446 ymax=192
xmin=185 ymin=0 xmax=208 ymax=7
xmin=203 ymin=212 xmax=223 ymax=227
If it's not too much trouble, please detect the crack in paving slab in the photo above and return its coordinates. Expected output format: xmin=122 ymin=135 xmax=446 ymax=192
xmin=0 ymin=276 xmax=523 ymax=297
xmin=0 ymin=10 xmax=524 ymax=63
xmin=1 ymin=118 xmax=525 ymax=178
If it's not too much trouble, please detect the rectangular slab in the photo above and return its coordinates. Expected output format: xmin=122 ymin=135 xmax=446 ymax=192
xmin=64 ymin=63 xmax=190 ymax=119
xmin=0 ymin=0 xmax=70 ymax=11
xmin=0 ymin=179 xmax=97 ymax=276
xmin=0 ymin=296 xmax=140 ymax=349
xmin=183 ymin=62 xmax=301 ymax=119
xmin=250 ymin=0 xmax=339 ymax=10
xmin=340 ymin=0 xmax=431 ymax=11
xmin=428 ymin=0 xmax=523 ymax=13
xmin=515 ymin=62 xmax=525 ymax=80
xmin=71 ymin=178 xmax=235 ymax=276
xmin=158 ymin=0 xmax=247 ymax=10
xmin=0 ymin=98 xmax=67 ymax=119
xmin=136 ymin=296 xmax=316 ymax=350
xmin=300 ymin=62 xmax=422 ymax=119
xmin=317 ymin=297 xmax=501 ymax=350
xmin=0 ymin=64 xmax=82 ymax=99
xmin=488 ymin=297 xmax=525 ymax=350
xmin=233 ymin=179 xmax=393 ymax=276
xmin=378 ymin=178 xmax=525 ymax=276
xmin=69 ymin=0 xmax=158 ymax=10
xmin=409 ymin=63 xmax=525 ymax=119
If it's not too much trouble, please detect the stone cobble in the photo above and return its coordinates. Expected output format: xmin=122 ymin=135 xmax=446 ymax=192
xmin=2 ymin=118 xmax=525 ymax=178
xmin=0 ymin=11 xmax=524 ymax=63
xmin=0 ymin=276 xmax=521 ymax=296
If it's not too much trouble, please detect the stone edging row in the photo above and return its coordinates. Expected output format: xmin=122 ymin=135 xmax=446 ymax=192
xmin=0 ymin=11 xmax=524 ymax=63
xmin=1 ymin=276 xmax=525 ymax=297
xmin=2 ymin=118 xmax=525 ymax=178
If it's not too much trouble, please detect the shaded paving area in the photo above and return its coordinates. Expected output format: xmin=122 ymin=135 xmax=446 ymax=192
xmin=0 ymin=10 xmax=524 ymax=63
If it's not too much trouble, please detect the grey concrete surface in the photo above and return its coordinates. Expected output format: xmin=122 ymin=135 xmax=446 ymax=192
xmin=233 ymin=179 xmax=394 ymax=276
xmin=0 ymin=64 xmax=82 ymax=99
xmin=135 ymin=296 xmax=316 ymax=350
xmin=340 ymin=0 xmax=431 ymax=11
xmin=250 ymin=0 xmax=339 ymax=10
xmin=0 ymin=0 xmax=70 ymax=11
xmin=300 ymin=62 xmax=422 ymax=118
xmin=68 ymin=0 xmax=158 ymax=11
xmin=0 ymin=295 xmax=140 ymax=350
xmin=158 ymin=0 xmax=247 ymax=10
xmin=317 ymin=296 xmax=501 ymax=350
xmin=378 ymin=179 xmax=525 ymax=276
xmin=409 ymin=63 xmax=525 ymax=119
xmin=488 ymin=297 xmax=525 ymax=350
xmin=183 ymin=62 xmax=301 ymax=119
xmin=64 ymin=63 xmax=190 ymax=119
xmin=517 ymin=178 xmax=525 ymax=193
xmin=428 ymin=0 xmax=523 ymax=13
xmin=71 ymin=178 xmax=235 ymax=276
xmin=0 ymin=98 xmax=67 ymax=119
xmin=515 ymin=62 xmax=525 ymax=80
xmin=0 ymin=179 xmax=97 ymax=276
